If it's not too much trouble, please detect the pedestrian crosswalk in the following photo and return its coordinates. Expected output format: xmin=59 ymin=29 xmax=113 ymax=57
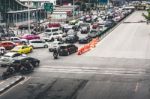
xmin=35 ymin=66 xmax=147 ymax=76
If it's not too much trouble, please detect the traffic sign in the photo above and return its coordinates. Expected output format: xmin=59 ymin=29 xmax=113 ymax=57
xmin=99 ymin=0 xmax=108 ymax=4
xmin=44 ymin=3 xmax=53 ymax=12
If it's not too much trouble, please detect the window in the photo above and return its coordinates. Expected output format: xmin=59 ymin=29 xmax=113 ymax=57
xmin=52 ymin=29 xmax=58 ymax=32
xmin=60 ymin=46 xmax=67 ymax=49
xmin=14 ymin=38 xmax=19 ymax=40
xmin=45 ymin=29 xmax=51 ymax=32
xmin=31 ymin=40 xmax=43 ymax=43
xmin=53 ymin=33 xmax=58 ymax=35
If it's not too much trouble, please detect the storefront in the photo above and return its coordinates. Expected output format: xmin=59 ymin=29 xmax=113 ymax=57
xmin=0 ymin=0 xmax=47 ymax=27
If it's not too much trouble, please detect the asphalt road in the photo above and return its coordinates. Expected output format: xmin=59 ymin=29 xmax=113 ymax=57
xmin=1 ymin=11 xmax=150 ymax=99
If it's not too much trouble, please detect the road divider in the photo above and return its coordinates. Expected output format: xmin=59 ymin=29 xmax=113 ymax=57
xmin=77 ymin=37 xmax=100 ymax=55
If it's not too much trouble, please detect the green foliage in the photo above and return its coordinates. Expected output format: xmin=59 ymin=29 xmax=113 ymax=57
xmin=143 ymin=9 xmax=150 ymax=21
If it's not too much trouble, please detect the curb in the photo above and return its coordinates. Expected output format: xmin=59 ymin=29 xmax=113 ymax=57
xmin=0 ymin=76 xmax=25 ymax=94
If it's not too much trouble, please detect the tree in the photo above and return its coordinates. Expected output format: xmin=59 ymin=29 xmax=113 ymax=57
xmin=142 ymin=9 xmax=150 ymax=24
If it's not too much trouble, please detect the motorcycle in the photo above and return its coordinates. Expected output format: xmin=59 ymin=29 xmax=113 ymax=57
xmin=2 ymin=66 xmax=15 ymax=79
xmin=53 ymin=48 xmax=59 ymax=59
xmin=0 ymin=47 xmax=6 ymax=56
xmin=20 ymin=63 xmax=34 ymax=74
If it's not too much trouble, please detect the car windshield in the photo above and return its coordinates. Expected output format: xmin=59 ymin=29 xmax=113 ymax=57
xmin=52 ymin=29 xmax=58 ymax=32
xmin=90 ymin=30 xmax=97 ymax=34
xmin=13 ymin=46 xmax=22 ymax=50
xmin=80 ymin=24 xmax=87 ymax=27
xmin=45 ymin=29 xmax=51 ymax=32
xmin=53 ymin=33 xmax=58 ymax=35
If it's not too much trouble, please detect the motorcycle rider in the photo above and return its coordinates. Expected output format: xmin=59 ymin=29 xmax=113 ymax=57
xmin=0 ymin=47 xmax=5 ymax=56
xmin=53 ymin=47 xmax=59 ymax=59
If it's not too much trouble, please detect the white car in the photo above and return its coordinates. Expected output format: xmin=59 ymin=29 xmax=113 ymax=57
xmin=0 ymin=52 xmax=23 ymax=67
xmin=10 ymin=37 xmax=28 ymax=44
xmin=45 ymin=27 xmax=62 ymax=35
xmin=29 ymin=39 xmax=48 ymax=48
xmin=48 ymin=40 xmax=64 ymax=52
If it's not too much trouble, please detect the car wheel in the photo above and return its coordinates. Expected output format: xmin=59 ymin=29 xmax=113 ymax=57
xmin=35 ymin=62 xmax=39 ymax=67
xmin=30 ymin=49 xmax=33 ymax=52
xmin=44 ymin=45 xmax=48 ymax=48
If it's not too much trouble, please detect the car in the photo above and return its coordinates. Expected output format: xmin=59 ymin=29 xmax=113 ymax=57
xmin=44 ymin=32 xmax=63 ymax=41
xmin=10 ymin=37 xmax=28 ymax=44
xmin=62 ymin=24 xmax=73 ymax=33
xmin=48 ymin=40 xmax=64 ymax=52
xmin=29 ymin=39 xmax=48 ymax=48
xmin=2 ymin=56 xmax=40 ymax=77
xmin=0 ymin=41 xmax=16 ymax=50
xmin=18 ymin=24 xmax=34 ymax=30
xmin=69 ymin=20 xmax=79 ymax=25
xmin=105 ymin=20 xmax=116 ymax=28
xmin=0 ymin=52 xmax=23 ymax=67
xmin=79 ymin=36 xmax=92 ymax=44
xmin=12 ymin=56 xmax=40 ymax=67
xmin=92 ymin=23 xmax=99 ymax=29
xmin=88 ymin=30 xmax=99 ymax=38
xmin=58 ymin=44 xmax=78 ymax=56
xmin=11 ymin=45 xmax=33 ymax=54
xmin=47 ymin=23 xmax=61 ymax=28
xmin=65 ymin=35 xmax=79 ymax=43
xmin=80 ymin=23 xmax=90 ymax=34
xmin=67 ymin=29 xmax=77 ymax=36
xmin=44 ymin=27 xmax=62 ymax=35
xmin=21 ymin=34 xmax=40 ymax=40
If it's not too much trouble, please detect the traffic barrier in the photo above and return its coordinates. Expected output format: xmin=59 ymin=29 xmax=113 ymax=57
xmin=77 ymin=37 xmax=100 ymax=55
xmin=77 ymin=44 xmax=91 ymax=55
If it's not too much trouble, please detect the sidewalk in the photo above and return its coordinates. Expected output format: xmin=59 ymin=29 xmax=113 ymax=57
xmin=0 ymin=76 xmax=24 ymax=94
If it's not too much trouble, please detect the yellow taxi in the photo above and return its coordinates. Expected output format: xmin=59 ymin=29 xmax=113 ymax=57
xmin=11 ymin=45 xmax=33 ymax=54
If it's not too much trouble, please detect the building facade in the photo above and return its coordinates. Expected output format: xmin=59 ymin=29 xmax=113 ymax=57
xmin=20 ymin=0 xmax=56 ymax=8
xmin=0 ymin=0 xmax=47 ymax=27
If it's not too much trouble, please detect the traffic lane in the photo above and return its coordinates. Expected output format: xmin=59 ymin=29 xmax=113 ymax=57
xmin=28 ymin=47 xmax=150 ymax=70
xmin=124 ymin=11 xmax=146 ymax=22
xmin=0 ymin=77 xmax=88 ymax=99
xmin=76 ymin=78 xmax=150 ymax=99
xmin=84 ymin=11 xmax=150 ymax=59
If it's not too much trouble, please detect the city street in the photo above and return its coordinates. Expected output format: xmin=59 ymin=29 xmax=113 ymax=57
xmin=1 ymin=11 xmax=150 ymax=99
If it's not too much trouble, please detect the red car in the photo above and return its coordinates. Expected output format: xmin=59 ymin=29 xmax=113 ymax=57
xmin=47 ymin=23 xmax=61 ymax=28
xmin=21 ymin=34 xmax=40 ymax=40
xmin=92 ymin=23 xmax=99 ymax=29
xmin=0 ymin=41 xmax=16 ymax=50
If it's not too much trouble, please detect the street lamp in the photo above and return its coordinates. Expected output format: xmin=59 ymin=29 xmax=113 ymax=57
xmin=28 ymin=0 xmax=31 ymax=33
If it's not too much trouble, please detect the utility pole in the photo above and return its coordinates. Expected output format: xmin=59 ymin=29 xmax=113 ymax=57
xmin=73 ymin=0 xmax=75 ymax=19
xmin=28 ymin=0 xmax=31 ymax=33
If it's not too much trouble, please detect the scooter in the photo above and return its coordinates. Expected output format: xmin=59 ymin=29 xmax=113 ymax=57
xmin=2 ymin=67 xmax=15 ymax=79
xmin=53 ymin=51 xmax=58 ymax=59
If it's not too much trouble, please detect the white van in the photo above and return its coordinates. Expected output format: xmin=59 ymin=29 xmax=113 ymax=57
xmin=45 ymin=27 xmax=62 ymax=35
xmin=29 ymin=39 xmax=48 ymax=48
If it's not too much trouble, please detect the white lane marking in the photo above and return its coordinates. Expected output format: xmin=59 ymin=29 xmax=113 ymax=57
xmin=0 ymin=81 xmax=4 ymax=85
xmin=134 ymin=82 xmax=139 ymax=92
xmin=0 ymin=76 xmax=31 ymax=96
xmin=35 ymin=66 xmax=146 ymax=75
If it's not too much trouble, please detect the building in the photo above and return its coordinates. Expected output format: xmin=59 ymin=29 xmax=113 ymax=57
xmin=20 ymin=0 xmax=57 ymax=8
xmin=0 ymin=0 xmax=47 ymax=27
